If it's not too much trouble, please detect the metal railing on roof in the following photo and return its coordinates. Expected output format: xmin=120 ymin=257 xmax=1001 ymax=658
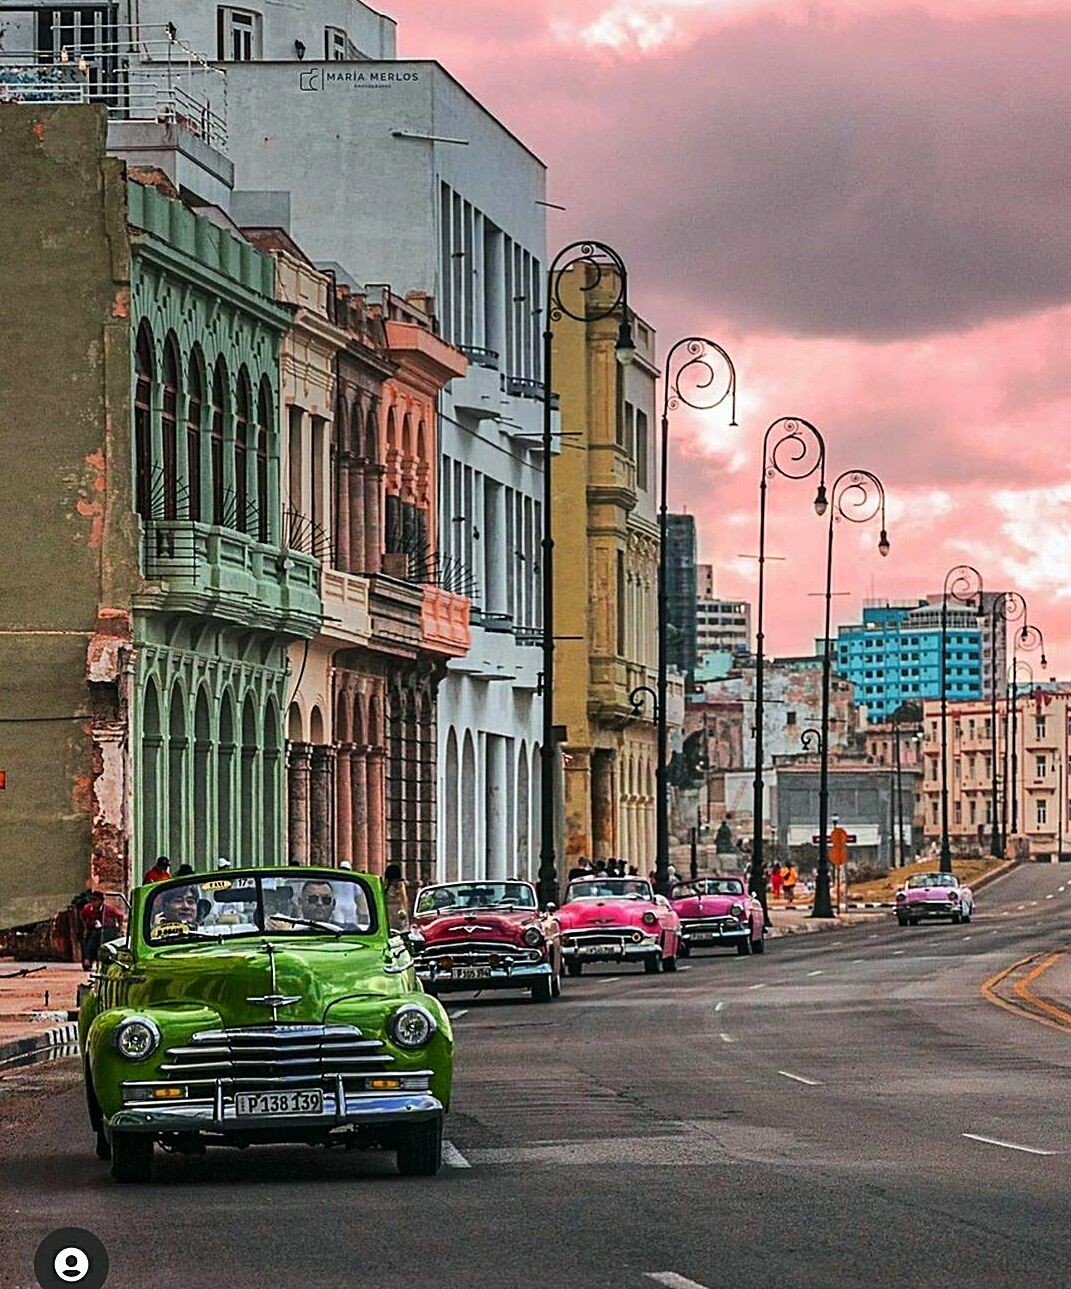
xmin=0 ymin=25 xmax=227 ymax=149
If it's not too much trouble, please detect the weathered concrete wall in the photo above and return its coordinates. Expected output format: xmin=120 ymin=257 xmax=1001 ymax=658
xmin=0 ymin=107 xmax=136 ymax=928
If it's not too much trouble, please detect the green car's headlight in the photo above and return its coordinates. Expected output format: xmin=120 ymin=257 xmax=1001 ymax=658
xmin=114 ymin=1016 xmax=161 ymax=1061
xmin=390 ymin=1004 xmax=437 ymax=1050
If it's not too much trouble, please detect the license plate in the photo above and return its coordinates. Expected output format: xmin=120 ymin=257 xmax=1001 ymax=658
xmin=235 ymin=1089 xmax=323 ymax=1117
xmin=454 ymin=967 xmax=492 ymax=980
xmin=690 ymin=932 xmax=716 ymax=942
xmin=577 ymin=945 xmax=611 ymax=956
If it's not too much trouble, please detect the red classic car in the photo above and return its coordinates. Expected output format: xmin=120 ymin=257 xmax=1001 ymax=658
xmin=410 ymin=881 xmax=563 ymax=1002
xmin=669 ymin=876 xmax=766 ymax=956
xmin=555 ymin=877 xmax=681 ymax=975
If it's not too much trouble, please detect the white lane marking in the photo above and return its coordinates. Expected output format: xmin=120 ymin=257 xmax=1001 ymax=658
xmin=1017 ymin=904 xmax=1026 ymax=911
xmin=807 ymin=969 xmax=823 ymax=977
xmin=714 ymin=1000 xmax=725 ymax=1012
xmin=450 ymin=1009 xmax=469 ymax=1020
xmin=852 ymin=958 xmax=865 ymax=964
xmin=1046 ymin=894 xmax=1055 ymax=900
xmin=678 ymin=965 xmax=693 ymax=972
xmin=1029 ymin=901 xmax=1039 ymax=907
xmin=749 ymin=983 xmax=766 ymax=990
xmin=962 ymin=935 xmax=972 ymax=941
xmin=778 ymin=1070 xmax=820 ymax=1087
xmin=719 ymin=1032 xmax=735 ymax=1043
xmin=892 ymin=950 xmax=905 ymax=956
xmin=442 ymin=1140 xmax=472 ymax=1168
xmin=646 ymin=1273 xmax=713 ymax=1289
xmin=1059 ymin=886 xmax=1066 ymax=892
xmin=598 ymin=977 xmax=621 ymax=984
xmin=962 ymin=1133 xmax=1054 ymax=1157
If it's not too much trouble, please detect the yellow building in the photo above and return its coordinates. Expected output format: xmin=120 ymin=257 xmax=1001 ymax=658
xmin=551 ymin=265 xmax=662 ymax=868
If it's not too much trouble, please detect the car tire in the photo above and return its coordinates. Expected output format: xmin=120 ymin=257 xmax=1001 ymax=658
xmin=551 ymin=965 xmax=563 ymax=998
xmin=396 ymin=1117 xmax=443 ymax=1177
xmin=531 ymin=975 xmax=553 ymax=1003
xmin=644 ymin=954 xmax=661 ymax=974
xmin=95 ymin=1125 xmax=111 ymax=1161
xmin=963 ymin=910 xmax=972 ymax=923
xmin=662 ymin=952 xmax=678 ymax=973
xmin=952 ymin=912 xmax=962 ymax=925
xmin=566 ymin=960 xmax=583 ymax=977
xmin=897 ymin=917 xmax=909 ymax=928
xmin=678 ymin=939 xmax=691 ymax=959
xmin=909 ymin=917 xmax=919 ymax=926
xmin=110 ymin=1131 xmax=153 ymax=1183
xmin=737 ymin=937 xmax=752 ymax=956
xmin=751 ymin=933 xmax=765 ymax=955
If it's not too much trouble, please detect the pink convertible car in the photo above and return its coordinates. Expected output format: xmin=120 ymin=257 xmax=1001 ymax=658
xmin=556 ymin=877 xmax=681 ymax=976
xmin=669 ymin=876 xmax=766 ymax=956
xmin=895 ymin=871 xmax=975 ymax=926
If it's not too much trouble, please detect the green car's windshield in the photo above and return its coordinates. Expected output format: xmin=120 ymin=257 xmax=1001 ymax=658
xmin=145 ymin=873 xmax=376 ymax=945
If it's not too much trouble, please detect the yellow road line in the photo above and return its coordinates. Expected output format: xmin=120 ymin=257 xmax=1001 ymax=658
xmin=1014 ymin=952 xmax=1071 ymax=1029
xmin=980 ymin=952 xmax=1071 ymax=1035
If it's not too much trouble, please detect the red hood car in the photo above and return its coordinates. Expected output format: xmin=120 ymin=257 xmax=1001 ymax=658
xmin=555 ymin=877 xmax=681 ymax=976
xmin=669 ymin=876 xmax=765 ymax=956
xmin=410 ymin=881 xmax=563 ymax=1002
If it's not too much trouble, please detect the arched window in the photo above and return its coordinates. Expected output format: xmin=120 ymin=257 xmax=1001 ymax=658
xmin=257 ymin=379 xmax=272 ymax=542
xmin=161 ymin=335 xmax=180 ymax=521
xmin=211 ymin=358 xmax=227 ymax=526
xmin=134 ymin=322 xmax=155 ymax=520
xmin=234 ymin=369 xmax=252 ymax=533
xmin=186 ymin=351 xmax=204 ymax=522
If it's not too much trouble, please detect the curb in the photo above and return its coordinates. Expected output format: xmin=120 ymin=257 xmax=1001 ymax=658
xmin=970 ymin=859 xmax=1018 ymax=892
xmin=0 ymin=1020 xmax=79 ymax=1073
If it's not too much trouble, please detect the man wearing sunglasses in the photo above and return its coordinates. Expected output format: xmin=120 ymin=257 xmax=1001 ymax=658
xmin=297 ymin=879 xmax=338 ymax=925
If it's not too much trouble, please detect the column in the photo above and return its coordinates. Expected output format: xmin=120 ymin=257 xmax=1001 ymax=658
xmin=349 ymin=460 xmax=366 ymax=572
xmin=309 ymin=745 xmax=334 ymax=866
xmin=335 ymin=455 xmax=351 ymax=573
xmin=485 ymin=734 xmax=508 ymax=879
xmin=364 ymin=463 xmax=383 ymax=573
xmin=287 ymin=742 xmax=312 ymax=864
xmin=335 ymin=745 xmax=353 ymax=866
xmin=366 ymin=748 xmax=386 ymax=874
xmin=351 ymin=747 xmax=369 ymax=866
xmin=592 ymin=749 xmax=616 ymax=862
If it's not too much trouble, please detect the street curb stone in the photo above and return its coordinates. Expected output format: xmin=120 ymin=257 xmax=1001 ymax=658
xmin=0 ymin=1020 xmax=79 ymax=1072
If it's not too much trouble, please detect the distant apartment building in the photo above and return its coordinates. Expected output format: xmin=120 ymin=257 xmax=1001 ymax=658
xmin=666 ymin=514 xmax=698 ymax=687
xmin=832 ymin=600 xmax=984 ymax=722
xmin=695 ymin=566 xmax=751 ymax=658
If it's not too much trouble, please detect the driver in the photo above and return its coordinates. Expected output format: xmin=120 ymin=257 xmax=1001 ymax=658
xmin=153 ymin=884 xmax=202 ymax=931
xmin=298 ymin=879 xmax=338 ymax=923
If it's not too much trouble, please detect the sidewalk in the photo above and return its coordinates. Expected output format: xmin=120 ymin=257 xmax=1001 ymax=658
xmin=0 ymin=961 xmax=83 ymax=1069
xmin=766 ymin=906 xmax=886 ymax=938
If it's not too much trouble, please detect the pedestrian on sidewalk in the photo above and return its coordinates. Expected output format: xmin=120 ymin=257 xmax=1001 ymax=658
xmin=782 ymin=862 xmax=799 ymax=907
xmin=384 ymin=863 xmax=410 ymax=933
xmin=78 ymin=891 xmax=123 ymax=970
xmin=145 ymin=855 xmax=170 ymax=883
xmin=770 ymin=862 xmax=784 ymax=902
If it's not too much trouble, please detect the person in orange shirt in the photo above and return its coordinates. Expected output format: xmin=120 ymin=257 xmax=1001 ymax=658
xmin=144 ymin=855 xmax=171 ymax=883
xmin=782 ymin=863 xmax=799 ymax=907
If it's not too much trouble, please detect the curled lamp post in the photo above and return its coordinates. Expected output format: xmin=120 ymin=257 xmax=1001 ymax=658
xmin=657 ymin=338 xmax=737 ymax=895
xmin=800 ymin=727 xmax=824 ymax=754
xmin=752 ymin=418 xmax=827 ymax=923
xmin=629 ymin=684 xmax=658 ymax=719
xmin=989 ymin=592 xmax=1027 ymax=858
xmin=539 ymin=241 xmax=634 ymax=910
xmin=939 ymin=565 xmax=984 ymax=873
xmin=815 ymin=470 xmax=890 ymax=918
xmin=1008 ymin=624 xmax=1047 ymax=840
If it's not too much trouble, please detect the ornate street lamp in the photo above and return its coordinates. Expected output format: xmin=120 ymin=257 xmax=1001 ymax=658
xmin=1008 ymin=624 xmax=1047 ymax=840
xmin=655 ymin=338 xmax=737 ymax=895
xmin=800 ymin=727 xmax=824 ymax=754
xmin=751 ymin=418 xmax=827 ymax=922
xmin=939 ymin=565 xmax=984 ymax=873
xmin=988 ymin=593 xmax=1027 ymax=858
xmin=538 ymin=241 xmax=634 ymax=910
xmin=815 ymin=470 xmax=890 ymax=918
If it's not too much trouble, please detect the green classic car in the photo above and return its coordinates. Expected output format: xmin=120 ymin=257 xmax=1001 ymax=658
xmin=79 ymin=867 xmax=453 ymax=1183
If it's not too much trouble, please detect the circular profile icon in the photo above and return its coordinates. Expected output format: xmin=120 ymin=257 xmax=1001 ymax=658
xmin=34 ymin=1229 xmax=108 ymax=1289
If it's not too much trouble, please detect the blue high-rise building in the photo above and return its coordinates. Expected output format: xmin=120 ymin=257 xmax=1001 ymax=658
xmin=827 ymin=601 xmax=985 ymax=722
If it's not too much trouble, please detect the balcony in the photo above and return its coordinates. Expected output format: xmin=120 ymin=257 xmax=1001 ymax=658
xmin=321 ymin=569 xmax=373 ymax=645
xmin=497 ymin=377 xmax=561 ymax=452
xmin=451 ymin=347 xmax=503 ymax=420
xmin=422 ymin=587 xmax=472 ymax=658
xmin=448 ymin=618 xmax=540 ymax=689
xmin=139 ymin=519 xmax=320 ymax=638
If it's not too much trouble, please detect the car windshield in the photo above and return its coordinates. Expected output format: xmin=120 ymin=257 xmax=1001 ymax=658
xmin=144 ymin=873 xmax=375 ymax=944
xmin=565 ymin=879 xmax=654 ymax=902
xmin=414 ymin=882 xmax=538 ymax=914
xmin=671 ymin=878 xmax=745 ymax=898
xmin=905 ymin=873 xmax=959 ymax=889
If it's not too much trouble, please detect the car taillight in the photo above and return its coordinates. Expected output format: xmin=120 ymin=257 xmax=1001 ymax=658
xmin=642 ymin=911 xmax=658 ymax=926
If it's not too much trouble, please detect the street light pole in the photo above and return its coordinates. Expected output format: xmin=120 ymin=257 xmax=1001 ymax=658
xmin=538 ymin=241 xmax=634 ymax=910
xmin=815 ymin=471 xmax=890 ymax=918
xmin=939 ymin=566 xmax=984 ymax=874
xmin=1008 ymin=624 xmax=1047 ymax=849
xmin=988 ymin=593 xmax=1027 ymax=858
xmin=892 ymin=708 xmax=905 ymax=867
xmin=656 ymin=338 xmax=737 ymax=895
xmin=752 ymin=419 xmax=826 ymax=921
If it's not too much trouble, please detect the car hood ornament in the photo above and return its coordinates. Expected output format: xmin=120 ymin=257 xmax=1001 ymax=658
xmin=247 ymin=941 xmax=302 ymax=1020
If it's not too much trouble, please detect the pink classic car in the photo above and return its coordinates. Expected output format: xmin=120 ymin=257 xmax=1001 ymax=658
xmin=669 ymin=876 xmax=766 ymax=956
xmin=556 ymin=877 xmax=681 ymax=975
xmin=410 ymin=880 xmax=563 ymax=1002
xmin=895 ymin=871 xmax=975 ymax=926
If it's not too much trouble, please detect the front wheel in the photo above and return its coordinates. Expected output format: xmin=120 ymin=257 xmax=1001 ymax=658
xmin=530 ymin=974 xmax=553 ymax=1003
xmin=662 ymin=951 xmax=678 ymax=973
xmin=110 ymin=1131 xmax=153 ymax=1183
xmin=396 ymin=1117 xmax=443 ymax=1177
xmin=951 ymin=912 xmax=963 ymax=925
xmin=550 ymin=964 xmax=563 ymax=998
xmin=897 ymin=917 xmax=909 ymax=928
xmin=95 ymin=1125 xmax=111 ymax=1161
xmin=566 ymin=960 xmax=583 ymax=978
xmin=737 ymin=937 xmax=752 ymax=957
xmin=751 ymin=934 xmax=765 ymax=955
xmin=962 ymin=910 xmax=972 ymax=924
xmin=644 ymin=954 xmax=661 ymax=974
xmin=678 ymin=939 xmax=691 ymax=959
xmin=909 ymin=917 xmax=919 ymax=926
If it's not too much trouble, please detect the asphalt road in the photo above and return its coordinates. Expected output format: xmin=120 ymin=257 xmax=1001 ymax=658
xmin=1 ymin=864 xmax=1069 ymax=1289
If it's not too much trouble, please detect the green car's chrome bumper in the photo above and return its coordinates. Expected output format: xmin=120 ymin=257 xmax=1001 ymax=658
xmin=110 ymin=1080 xmax=442 ymax=1134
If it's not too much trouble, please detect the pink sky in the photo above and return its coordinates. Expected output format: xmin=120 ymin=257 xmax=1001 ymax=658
xmin=391 ymin=0 xmax=1071 ymax=671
